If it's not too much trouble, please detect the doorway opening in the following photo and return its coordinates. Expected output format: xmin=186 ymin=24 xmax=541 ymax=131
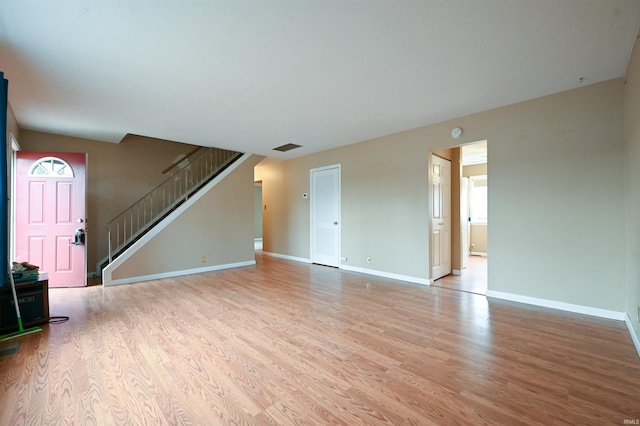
xmin=430 ymin=141 xmax=488 ymax=295
xmin=254 ymin=181 xmax=263 ymax=250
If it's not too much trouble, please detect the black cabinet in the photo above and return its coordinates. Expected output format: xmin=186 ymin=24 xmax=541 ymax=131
xmin=0 ymin=277 xmax=49 ymax=332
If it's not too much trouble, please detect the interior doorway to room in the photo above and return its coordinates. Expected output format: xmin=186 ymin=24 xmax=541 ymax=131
xmin=14 ymin=152 xmax=88 ymax=288
xmin=254 ymin=182 xmax=263 ymax=250
xmin=430 ymin=141 xmax=488 ymax=295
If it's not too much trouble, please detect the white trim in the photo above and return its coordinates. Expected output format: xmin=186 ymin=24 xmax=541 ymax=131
xmin=262 ymin=251 xmax=311 ymax=264
xmin=254 ymin=238 xmax=263 ymax=250
xmin=262 ymin=252 xmax=430 ymax=286
xmin=624 ymin=314 xmax=640 ymax=358
xmin=83 ymin=153 xmax=89 ymax=287
xmin=487 ymin=290 xmax=640 ymax=356
xmin=470 ymin=251 xmax=487 ymax=256
xmin=487 ymin=290 xmax=640 ymax=359
xmin=103 ymin=153 xmax=252 ymax=286
xmin=9 ymin=135 xmax=18 ymax=263
xmin=106 ymin=260 xmax=255 ymax=286
xmin=340 ymin=264 xmax=430 ymax=286
xmin=486 ymin=290 xmax=627 ymax=321
xmin=452 ymin=269 xmax=463 ymax=276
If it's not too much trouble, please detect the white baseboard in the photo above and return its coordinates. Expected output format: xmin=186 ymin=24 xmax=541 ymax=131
xmin=624 ymin=314 xmax=640 ymax=358
xmin=340 ymin=264 xmax=430 ymax=286
xmin=262 ymin=251 xmax=311 ymax=263
xmin=261 ymin=252 xmax=430 ymax=286
xmin=470 ymin=252 xmax=487 ymax=256
xmin=486 ymin=290 xmax=639 ymax=359
xmin=104 ymin=260 xmax=255 ymax=286
xmin=452 ymin=269 xmax=463 ymax=276
xmin=486 ymin=290 xmax=626 ymax=321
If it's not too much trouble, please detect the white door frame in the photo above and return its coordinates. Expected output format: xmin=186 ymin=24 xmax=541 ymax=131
xmin=9 ymin=133 xmax=20 ymax=263
xmin=460 ymin=176 xmax=470 ymax=272
xmin=310 ymin=164 xmax=341 ymax=267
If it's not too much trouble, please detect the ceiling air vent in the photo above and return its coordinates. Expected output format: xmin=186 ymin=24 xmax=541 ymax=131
xmin=272 ymin=143 xmax=302 ymax=152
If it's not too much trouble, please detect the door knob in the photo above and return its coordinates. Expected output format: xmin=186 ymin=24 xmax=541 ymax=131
xmin=334 ymin=221 xmax=338 ymax=225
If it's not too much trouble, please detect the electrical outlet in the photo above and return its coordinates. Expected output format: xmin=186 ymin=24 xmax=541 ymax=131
xmin=201 ymin=256 xmax=206 ymax=263
xmin=366 ymin=256 xmax=371 ymax=264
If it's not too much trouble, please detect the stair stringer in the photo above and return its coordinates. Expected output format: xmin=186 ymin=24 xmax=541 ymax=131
xmin=103 ymin=153 xmax=260 ymax=286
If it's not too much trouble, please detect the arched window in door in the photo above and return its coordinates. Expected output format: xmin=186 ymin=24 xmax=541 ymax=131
xmin=28 ymin=157 xmax=74 ymax=177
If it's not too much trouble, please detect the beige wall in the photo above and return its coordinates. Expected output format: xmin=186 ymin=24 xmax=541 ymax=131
xmin=256 ymin=141 xmax=434 ymax=278
xmin=470 ymin=225 xmax=488 ymax=254
xmin=257 ymin=78 xmax=626 ymax=312
xmin=6 ymin=104 xmax=19 ymax=143
xmin=624 ymin=37 xmax=640 ymax=344
xmin=17 ymin=131 xmax=197 ymax=272
xmin=490 ymin=80 xmax=624 ymax=311
xmin=110 ymin=155 xmax=262 ymax=280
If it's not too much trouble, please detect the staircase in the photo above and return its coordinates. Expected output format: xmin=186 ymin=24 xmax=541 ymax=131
xmin=105 ymin=147 xmax=242 ymax=266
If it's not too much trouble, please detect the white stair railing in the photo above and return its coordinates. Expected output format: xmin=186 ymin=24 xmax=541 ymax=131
xmin=106 ymin=147 xmax=242 ymax=264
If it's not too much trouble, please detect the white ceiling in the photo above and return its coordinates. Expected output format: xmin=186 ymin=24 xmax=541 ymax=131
xmin=1 ymin=1 xmax=639 ymax=161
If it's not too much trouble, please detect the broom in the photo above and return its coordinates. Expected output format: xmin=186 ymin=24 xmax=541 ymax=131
xmin=0 ymin=266 xmax=41 ymax=341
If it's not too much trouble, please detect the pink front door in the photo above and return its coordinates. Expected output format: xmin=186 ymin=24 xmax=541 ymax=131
xmin=15 ymin=152 xmax=87 ymax=288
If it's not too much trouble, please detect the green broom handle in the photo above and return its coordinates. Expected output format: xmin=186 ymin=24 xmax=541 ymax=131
xmin=8 ymin=267 xmax=25 ymax=332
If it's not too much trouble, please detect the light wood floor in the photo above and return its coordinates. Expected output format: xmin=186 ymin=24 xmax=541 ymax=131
xmin=1 ymin=253 xmax=639 ymax=425
xmin=432 ymin=255 xmax=488 ymax=295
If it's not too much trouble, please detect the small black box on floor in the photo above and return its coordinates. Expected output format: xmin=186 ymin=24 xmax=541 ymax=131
xmin=0 ymin=277 xmax=49 ymax=332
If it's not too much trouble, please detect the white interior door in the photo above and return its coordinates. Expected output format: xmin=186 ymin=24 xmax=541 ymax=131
xmin=431 ymin=155 xmax=451 ymax=280
xmin=311 ymin=165 xmax=341 ymax=267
